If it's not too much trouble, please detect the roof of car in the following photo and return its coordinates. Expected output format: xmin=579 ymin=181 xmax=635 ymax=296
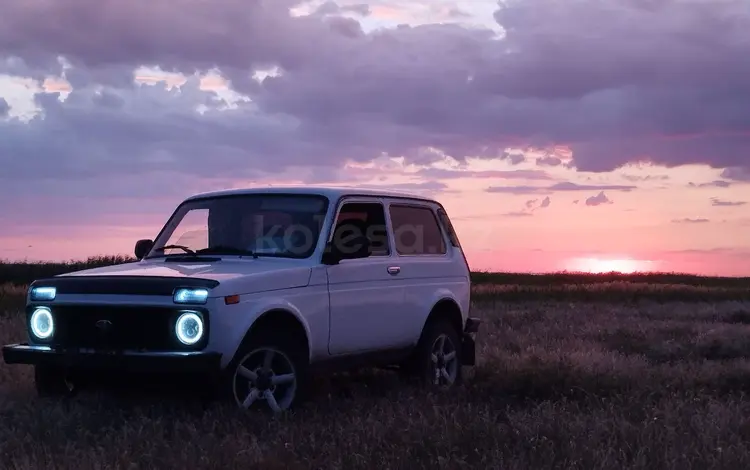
xmin=183 ymin=185 xmax=439 ymax=203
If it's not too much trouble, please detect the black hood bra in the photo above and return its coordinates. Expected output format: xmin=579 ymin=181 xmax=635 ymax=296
xmin=29 ymin=276 xmax=220 ymax=297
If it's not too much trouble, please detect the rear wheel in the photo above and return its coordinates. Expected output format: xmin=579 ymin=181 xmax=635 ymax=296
xmin=225 ymin=332 xmax=309 ymax=412
xmin=402 ymin=318 xmax=463 ymax=388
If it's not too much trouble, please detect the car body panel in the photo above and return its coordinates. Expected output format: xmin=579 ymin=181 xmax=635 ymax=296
xmin=325 ymin=256 xmax=408 ymax=355
xmin=4 ymin=186 xmax=475 ymax=379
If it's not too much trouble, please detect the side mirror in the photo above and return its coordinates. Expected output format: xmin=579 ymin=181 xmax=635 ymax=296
xmin=134 ymin=239 xmax=154 ymax=260
xmin=322 ymin=234 xmax=371 ymax=265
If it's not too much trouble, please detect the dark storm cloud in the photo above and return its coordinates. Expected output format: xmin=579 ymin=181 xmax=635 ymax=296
xmin=0 ymin=0 xmax=749 ymax=197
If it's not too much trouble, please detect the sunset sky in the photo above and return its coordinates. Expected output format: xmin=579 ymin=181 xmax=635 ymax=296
xmin=0 ymin=0 xmax=748 ymax=276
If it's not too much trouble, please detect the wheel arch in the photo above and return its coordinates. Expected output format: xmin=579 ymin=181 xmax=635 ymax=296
xmin=232 ymin=308 xmax=312 ymax=367
xmin=423 ymin=297 xmax=464 ymax=336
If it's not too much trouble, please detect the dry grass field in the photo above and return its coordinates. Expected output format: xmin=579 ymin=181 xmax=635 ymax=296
xmin=1 ymin=257 xmax=750 ymax=469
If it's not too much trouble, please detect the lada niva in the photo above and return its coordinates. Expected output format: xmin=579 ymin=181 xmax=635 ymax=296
xmin=2 ymin=186 xmax=480 ymax=412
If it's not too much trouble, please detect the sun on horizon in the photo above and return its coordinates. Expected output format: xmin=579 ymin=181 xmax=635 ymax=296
xmin=565 ymin=257 xmax=657 ymax=274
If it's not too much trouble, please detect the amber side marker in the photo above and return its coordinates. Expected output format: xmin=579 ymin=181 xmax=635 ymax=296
xmin=224 ymin=295 xmax=240 ymax=305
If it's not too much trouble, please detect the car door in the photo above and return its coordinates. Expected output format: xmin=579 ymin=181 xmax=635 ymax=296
xmin=387 ymin=201 xmax=471 ymax=343
xmin=326 ymin=198 xmax=407 ymax=355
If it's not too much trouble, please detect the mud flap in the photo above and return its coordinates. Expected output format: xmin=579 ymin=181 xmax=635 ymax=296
xmin=461 ymin=334 xmax=476 ymax=366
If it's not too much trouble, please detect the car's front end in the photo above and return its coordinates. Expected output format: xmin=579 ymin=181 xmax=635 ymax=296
xmin=3 ymin=189 xmax=338 ymax=400
xmin=2 ymin=275 xmax=223 ymax=387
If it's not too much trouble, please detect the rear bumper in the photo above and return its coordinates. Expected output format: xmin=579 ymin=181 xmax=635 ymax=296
xmin=2 ymin=343 xmax=221 ymax=373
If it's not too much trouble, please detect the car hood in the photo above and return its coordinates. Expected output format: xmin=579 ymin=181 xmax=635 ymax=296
xmin=47 ymin=258 xmax=314 ymax=297
xmin=57 ymin=259 xmax=272 ymax=282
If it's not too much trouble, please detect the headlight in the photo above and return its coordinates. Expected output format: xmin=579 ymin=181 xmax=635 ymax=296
xmin=175 ymin=311 xmax=204 ymax=345
xmin=30 ymin=307 xmax=54 ymax=339
xmin=30 ymin=286 xmax=56 ymax=301
xmin=173 ymin=288 xmax=209 ymax=304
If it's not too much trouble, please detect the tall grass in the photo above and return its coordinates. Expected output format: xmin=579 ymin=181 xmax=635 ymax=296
xmin=1 ymin=294 xmax=750 ymax=468
xmin=1 ymin=260 xmax=750 ymax=467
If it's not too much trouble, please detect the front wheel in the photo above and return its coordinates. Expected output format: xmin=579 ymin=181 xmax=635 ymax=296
xmin=225 ymin=334 xmax=309 ymax=413
xmin=405 ymin=318 xmax=463 ymax=388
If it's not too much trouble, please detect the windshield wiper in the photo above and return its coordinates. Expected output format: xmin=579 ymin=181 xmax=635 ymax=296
xmin=153 ymin=244 xmax=196 ymax=255
xmin=196 ymin=246 xmax=258 ymax=258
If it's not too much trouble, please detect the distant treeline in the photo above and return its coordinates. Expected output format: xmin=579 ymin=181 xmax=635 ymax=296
xmin=0 ymin=255 xmax=749 ymax=289
xmin=0 ymin=256 xmax=135 ymax=286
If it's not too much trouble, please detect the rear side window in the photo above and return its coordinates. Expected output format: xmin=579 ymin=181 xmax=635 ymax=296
xmin=333 ymin=201 xmax=390 ymax=256
xmin=389 ymin=204 xmax=446 ymax=255
xmin=436 ymin=208 xmax=461 ymax=247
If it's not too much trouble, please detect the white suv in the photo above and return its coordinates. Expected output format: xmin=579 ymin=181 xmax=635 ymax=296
xmin=2 ymin=186 xmax=480 ymax=411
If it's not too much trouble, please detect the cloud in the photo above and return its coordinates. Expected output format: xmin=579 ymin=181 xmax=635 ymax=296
xmin=523 ymin=195 xmax=551 ymax=211
xmin=506 ymin=195 xmax=552 ymax=217
xmin=721 ymin=167 xmax=750 ymax=182
xmin=312 ymin=2 xmax=371 ymax=17
xmin=414 ymin=168 xmax=552 ymax=180
xmin=0 ymin=0 xmax=747 ymax=179
xmin=0 ymin=79 xmax=320 ymax=182
xmin=711 ymin=197 xmax=747 ymax=207
xmin=667 ymin=247 xmax=750 ymax=259
xmin=549 ymin=182 xmax=636 ymax=192
xmin=487 ymin=181 xmax=636 ymax=195
xmin=446 ymin=7 xmax=471 ymax=19
xmin=486 ymin=185 xmax=550 ymax=195
xmin=585 ymin=191 xmax=612 ymax=207
xmin=502 ymin=211 xmax=534 ymax=217
xmin=536 ymin=156 xmax=562 ymax=167
xmin=503 ymin=153 xmax=526 ymax=165
xmin=688 ymin=180 xmax=732 ymax=188
xmin=1 ymin=0 xmax=750 ymax=239
xmin=621 ymin=174 xmax=669 ymax=182
xmin=672 ymin=218 xmax=710 ymax=224
xmin=351 ymin=180 xmax=450 ymax=195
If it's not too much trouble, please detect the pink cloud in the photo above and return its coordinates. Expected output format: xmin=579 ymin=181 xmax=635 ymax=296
xmin=585 ymin=191 xmax=612 ymax=206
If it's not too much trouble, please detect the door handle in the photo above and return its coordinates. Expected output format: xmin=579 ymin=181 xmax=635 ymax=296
xmin=387 ymin=266 xmax=401 ymax=275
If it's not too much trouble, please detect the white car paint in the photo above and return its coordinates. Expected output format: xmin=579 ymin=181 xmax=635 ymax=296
xmin=22 ymin=186 xmax=472 ymax=373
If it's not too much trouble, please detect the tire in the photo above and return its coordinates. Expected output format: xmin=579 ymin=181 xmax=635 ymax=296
xmin=34 ymin=365 xmax=75 ymax=397
xmin=402 ymin=318 xmax=463 ymax=388
xmin=223 ymin=330 xmax=310 ymax=412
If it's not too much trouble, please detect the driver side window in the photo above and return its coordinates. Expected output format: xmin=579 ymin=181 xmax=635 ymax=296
xmin=332 ymin=202 xmax=390 ymax=256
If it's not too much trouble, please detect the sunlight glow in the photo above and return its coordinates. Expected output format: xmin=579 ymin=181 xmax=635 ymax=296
xmin=566 ymin=257 xmax=656 ymax=274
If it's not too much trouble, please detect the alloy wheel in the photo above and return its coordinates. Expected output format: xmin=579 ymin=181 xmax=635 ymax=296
xmin=429 ymin=333 xmax=458 ymax=387
xmin=232 ymin=347 xmax=297 ymax=412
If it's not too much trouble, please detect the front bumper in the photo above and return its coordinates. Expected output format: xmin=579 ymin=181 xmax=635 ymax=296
xmin=2 ymin=343 xmax=221 ymax=373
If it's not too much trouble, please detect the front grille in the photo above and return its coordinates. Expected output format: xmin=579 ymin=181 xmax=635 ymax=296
xmin=30 ymin=305 xmax=208 ymax=351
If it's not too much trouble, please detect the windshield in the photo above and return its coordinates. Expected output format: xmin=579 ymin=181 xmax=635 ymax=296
xmin=147 ymin=194 xmax=330 ymax=259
